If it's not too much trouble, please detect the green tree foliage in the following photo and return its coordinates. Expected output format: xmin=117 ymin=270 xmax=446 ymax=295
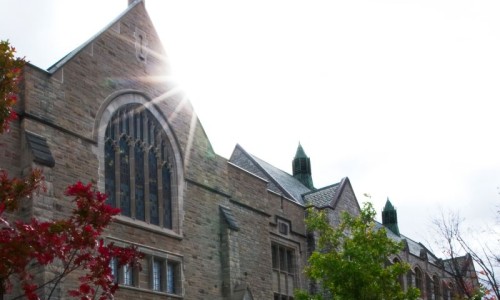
xmin=296 ymin=202 xmax=420 ymax=300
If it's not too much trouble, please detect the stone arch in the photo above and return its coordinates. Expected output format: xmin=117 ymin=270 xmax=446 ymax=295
xmin=414 ymin=266 xmax=424 ymax=297
xmin=93 ymin=90 xmax=184 ymax=235
xmin=432 ymin=274 xmax=441 ymax=300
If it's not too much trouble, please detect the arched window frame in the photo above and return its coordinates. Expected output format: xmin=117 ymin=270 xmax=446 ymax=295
xmin=392 ymin=257 xmax=404 ymax=289
xmin=94 ymin=91 xmax=184 ymax=237
xmin=415 ymin=267 xmax=423 ymax=295
xmin=433 ymin=275 xmax=441 ymax=300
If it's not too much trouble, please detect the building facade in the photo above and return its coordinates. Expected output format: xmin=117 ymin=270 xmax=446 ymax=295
xmin=1 ymin=1 xmax=477 ymax=299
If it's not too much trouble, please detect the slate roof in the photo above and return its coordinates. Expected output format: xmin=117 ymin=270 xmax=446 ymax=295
xmin=375 ymin=222 xmax=441 ymax=266
xmin=229 ymin=145 xmax=311 ymax=205
xmin=249 ymin=154 xmax=310 ymax=204
xmin=303 ymin=183 xmax=341 ymax=207
xmin=443 ymin=254 xmax=472 ymax=275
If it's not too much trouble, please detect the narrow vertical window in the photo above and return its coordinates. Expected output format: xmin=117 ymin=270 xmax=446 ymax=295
xmin=123 ymin=264 xmax=134 ymax=286
xmin=286 ymin=249 xmax=294 ymax=273
xmin=152 ymin=259 xmax=162 ymax=291
xmin=434 ymin=275 xmax=440 ymax=299
xmin=415 ymin=268 xmax=423 ymax=294
xmin=135 ymin=144 xmax=145 ymax=221
xmin=104 ymin=127 xmax=115 ymax=207
xmin=162 ymin=142 xmax=172 ymax=229
xmin=167 ymin=262 xmax=176 ymax=294
xmin=407 ymin=271 xmax=413 ymax=288
xmin=109 ymin=257 xmax=118 ymax=284
xmin=279 ymin=247 xmax=286 ymax=270
xmin=272 ymin=244 xmax=278 ymax=269
xmin=149 ymin=148 xmax=159 ymax=225
xmin=119 ymin=135 xmax=131 ymax=217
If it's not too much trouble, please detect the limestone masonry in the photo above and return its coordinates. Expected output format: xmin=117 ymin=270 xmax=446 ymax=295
xmin=1 ymin=1 xmax=477 ymax=299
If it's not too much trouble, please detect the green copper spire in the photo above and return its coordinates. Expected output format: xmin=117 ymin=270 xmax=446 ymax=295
xmin=382 ymin=198 xmax=400 ymax=236
xmin=292 ymin=143 xmax=314 ymax=189
xmin=295 ymin=143 xmax=307 ymax=158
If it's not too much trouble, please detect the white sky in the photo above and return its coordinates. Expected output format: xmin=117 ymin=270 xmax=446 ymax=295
xmin=1 ymin=0 xmax=500 ymax=247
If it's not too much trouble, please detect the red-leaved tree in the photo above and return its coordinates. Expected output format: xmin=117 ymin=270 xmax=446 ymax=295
xmin=0 ymin=40 xmax=142 ymax=300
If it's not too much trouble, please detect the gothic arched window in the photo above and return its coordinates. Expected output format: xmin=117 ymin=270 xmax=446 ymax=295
xmin=415 ymin=268 xmax=423 ymax=295
xmin=393 ymin=258 xmax=404 ymax=288
xmin=433 ymin=275 xmax=441 ymax=300
xmin=105 ymin=103 xmax=173 ymax=229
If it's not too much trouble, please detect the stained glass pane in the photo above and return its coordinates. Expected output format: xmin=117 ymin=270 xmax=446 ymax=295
xmin=149 ymin=149 xmax=159 ymax=225
xmin=105 ymin=103 xmax=174 ymax=227
xmin=104 ymin=138 xmax=115 ymax=207
xmin=135 ymin=145 xmax=145 ymax=221
xmin=120 ymin=137 xmax=131 ymax=217
xmin=162 ymin=164 xmax=172 ymax=229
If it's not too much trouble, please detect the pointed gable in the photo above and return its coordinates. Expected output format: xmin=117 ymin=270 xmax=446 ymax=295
xmin=22 ymin=0 xmax=189 ymax=145
xmin=303 ymin=182 xmax=341 ymax=207
xmin=303 ymin=177 xmax=360 ymax=214
xmin=229 ymin=144 xmax=310 ymax=204
xmin=47 ymin=0 xmax=146 ymax=74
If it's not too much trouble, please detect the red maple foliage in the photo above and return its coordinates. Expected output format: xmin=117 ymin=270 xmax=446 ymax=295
xmin=0 ymin=40 xmax=23 ymax=133
xmin=0 ymin=40 xmax=142 ymax=300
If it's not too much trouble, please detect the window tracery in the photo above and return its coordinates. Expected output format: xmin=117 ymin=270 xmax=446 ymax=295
xmin=104 ymin=103 xmax=173 ymax=229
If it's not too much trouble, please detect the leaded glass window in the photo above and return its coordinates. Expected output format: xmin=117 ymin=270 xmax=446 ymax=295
xmin=123 ymin=264 xmax=134 ymax=286
xmin=152 ymin=259 xmax=162 ymax=291
xmin=167 ymin=261 xmax=177 ymax=294
xmin=272 ymin=243 xmax=295 ymax=300
xmin=104 ymin=104 xmax=174 ymax=229
xmin=415 ymin=268 xmax=423 ymax=294
xmin=110 ymin=257 xmax=118 ymax=284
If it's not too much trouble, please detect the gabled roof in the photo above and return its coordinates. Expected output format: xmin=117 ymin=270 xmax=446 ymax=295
xmin=375 ymin=222 xmax=441 ymax=266
xmin=229 ymin=144 xmax=310 ymax=205
xmin=303 ymin=182 xmax=341 ymax=207
xmin=443 ymin=254 xmax=473 ymax=276
xmin=303 ymin=177 xmax=357 ymax=211
xmin=47 ymin=0 xmax=143 ymax=73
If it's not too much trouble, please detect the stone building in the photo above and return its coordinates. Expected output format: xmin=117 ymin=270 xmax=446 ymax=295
xmin=1 ymin=1 xmax=477 ymax=299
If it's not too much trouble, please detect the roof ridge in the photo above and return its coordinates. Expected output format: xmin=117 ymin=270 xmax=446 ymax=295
xmin=234 ymin=144 xmax=309 ymax=204
xmin=47 ymin=0 xmax=143 ymax=73
xmin=302 ymin=181 xmax=341 ymax=196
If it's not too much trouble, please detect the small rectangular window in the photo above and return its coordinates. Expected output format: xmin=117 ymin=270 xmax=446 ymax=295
xmin=279 ymin=222 xmax=289 ymax=235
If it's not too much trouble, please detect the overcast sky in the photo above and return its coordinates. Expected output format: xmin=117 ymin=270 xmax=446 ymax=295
xmin=1 ymin=0 xmax=500 ymax=247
